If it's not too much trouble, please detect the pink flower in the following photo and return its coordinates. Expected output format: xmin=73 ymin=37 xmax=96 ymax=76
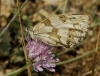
xmin=25 ymin=35 xmax=59 ymax=72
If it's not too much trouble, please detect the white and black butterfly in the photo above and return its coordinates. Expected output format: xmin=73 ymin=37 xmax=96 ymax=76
xmin=26 ymin=14 xmax=90 ymax=48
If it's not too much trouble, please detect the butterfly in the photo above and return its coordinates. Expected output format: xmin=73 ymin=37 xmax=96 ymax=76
xmin=26 ymin=14 xmax=90 ymax=48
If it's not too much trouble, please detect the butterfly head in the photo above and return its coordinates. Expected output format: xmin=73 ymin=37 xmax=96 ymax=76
xmin=25 ymin=27 xmax=35 ymax=39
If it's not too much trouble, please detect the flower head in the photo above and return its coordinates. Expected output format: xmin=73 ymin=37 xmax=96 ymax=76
xmin=26 ymin=35 xmax=59 ymax=72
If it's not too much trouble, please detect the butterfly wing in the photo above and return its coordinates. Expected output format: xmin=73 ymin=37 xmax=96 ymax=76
xmin=29 ymin=14 xmax=89 ymax=48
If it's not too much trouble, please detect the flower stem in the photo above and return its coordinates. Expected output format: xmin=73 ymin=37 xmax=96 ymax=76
xmin=0 ymin=0 xmax=27 ymax=37
xmin=16 ymin=0 xmax=31 ymax=76
xmin=62 ymin=0 xmax=68 ymax=14
xmin=91 ymin=26 xmax=100 ymax=76
xmin=4 ymin=60 xmax=31 ymax=76
xmin=56 ymin=47 xmax=100 ymax=66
